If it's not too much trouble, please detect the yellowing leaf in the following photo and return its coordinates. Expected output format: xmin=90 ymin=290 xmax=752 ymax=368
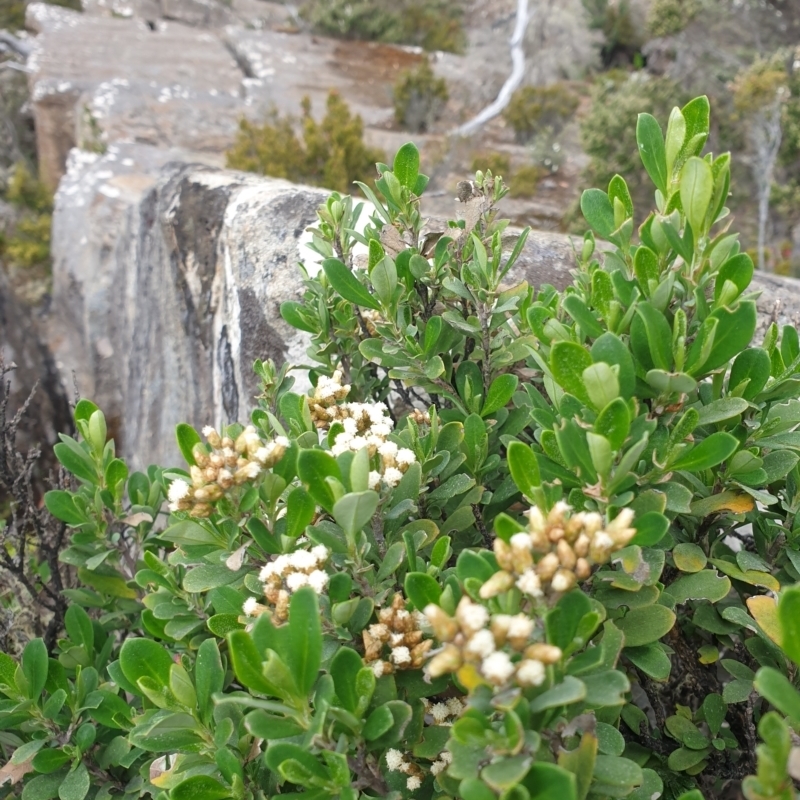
xmin=690 ymin=491 xmax=754 ymax=517
xmin=457 ymin=663 xmax=489 ymax=692
xmin=746 ymin=596 xmax=782 ymax=647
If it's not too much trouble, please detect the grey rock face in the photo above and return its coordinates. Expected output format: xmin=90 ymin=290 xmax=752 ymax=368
xmin=0 ymin=269 xmax=72 ymax=462
xmin=49 ymin=144 xmax=325 ymax=469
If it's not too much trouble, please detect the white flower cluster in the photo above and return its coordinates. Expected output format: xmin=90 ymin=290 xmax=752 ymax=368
xmin=363 ymin=594 xmax=432 ymax=676
xmin=244 ymin=545 xmax=330 ymax=622
xmin=327 ymin=404 xmax=416 ymax=490
xmin=168 ymin=425 xmax=288 ymax=517
xmin=481 ymin=503 xmax=637 ymax=601
xmin=422 ymin=696 xmax=464 ymax=726
xmin=385 ymin=743 xmax=453 ymax=789
xmin=384 ymin=749 xmax=424 ymax=791
xmin=424 ymin=597 xmax=561 ymax=689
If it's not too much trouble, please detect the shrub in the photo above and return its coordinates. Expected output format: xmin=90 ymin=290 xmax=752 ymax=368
xmin=503 ymin=83 xmax=580 ymax=145
xmin=581 ymin=72 xmax=687 ymax=213
xmin=507 ymin=164 xmax=540 ymax=198
xmin=1 ymin=163 xmax=53 ymax=270
xmin=393 ymin=59 xmax=448 ymax=134
xmin=8 ymin=95 xmax=800 ymax=800
xmin=226 ymin=92 xmax=384 ymax=193
xmin=470 ymin=152 xmax=511 ymax=179
xmin=581 ymin=0 xmax=643 ymax=67
xmin=645 ymin=0 xmax=701 ymax=38
xmin=301 ymin=0 xmax=465 ymax=53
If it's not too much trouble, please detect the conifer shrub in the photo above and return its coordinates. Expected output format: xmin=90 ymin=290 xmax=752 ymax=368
xmin=225 ymin=92 xmax=384 ymax=193
xmin=393 ymin=59 xmax=449 ymax=134
xmin=7 ymin=94 xmax=800 ymax=800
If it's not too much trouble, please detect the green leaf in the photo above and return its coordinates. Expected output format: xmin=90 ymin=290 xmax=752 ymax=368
xmin=176 ymin=424 xmax=202 ymax=466
xmin=119 ymin=638 xmax=174 ymax=692
xmin=633 ymin=246 xmax=659 ymax=295
xmin=637 ymin=113 xmax=668 ymax=194
xmin=170 ymin=776 xmax=231 ymax=800
xmin=778 ymin=586 xmax=800 ymax=667
xmin=322 ymin=257 xmax=380 ymax=310
xmin=673 ymin=543 xmax=707 ymax=573
xmin=507 ymin=441 xmax=541 ymax=501
xmin=696 ymin=397 xmax=749 ymax=425
xmin=285 ymin=486 xmax=316 ymax=539
xmin=285 ymin=587 xmax=322 ymax=696
xmin=562 ymin=294 xmax=603 ymax=338
xmin=65 ymin=606 xmax=94 ymax=652
xmin=755 ymin=667 xmax=800 ymax=723
xmin=634 ymin=302 xmax=672 ymax=371
xmin=592 ymin=333 xmax=636 ymax=398
xmin=668 ymin=570 xmax=731 ymax=605
xmin=715 ymin=253 xmax=753 ymax=303
xmin=617 ymin=605 xmax=676 ymax=647
xmin=32 ymin=749 xmax=71 ymax=775
xmin=195 ymin=638 xmax=224 ymax=723
xmin=280 ymin=301 xmax=317 ymax=333
xmin=331 ymin=647 xmax=367 ymax=714
xmin=482 ymin=374 xmax=519 ymax=417
xmin=665 ymin=107 xmax=686 ymax=176
xmin=53 ymin=441 xmax=97 ymax=484
xmin=672 ymin=432 xmax=738 ymax=472
xmin=594 ymin=398 xmax=630 ymax=451
xmin=702 ymin=301 xmax=758 ymax=373
xmin=582 ymin=363 xmax=619 ymax=411
xmin=183 ymin=564 xmax=244 ymax=593
xmin=404 ymin=572 xmax=442 ymax=611
xmin=481 ymin=755 xmax=533 ymax=793
xmin=44 ymin=491 xmax=86 ymax=526
xmin=530 ymin=676 xmax=586 ymax=712
xmin=624 ymin=644 xmax=672 ymax=681
xmin=582 ymin=670 xmax=630 ymax=707
xmin=22 ymin=639 xmax=48 ymax=700
xmin=680 ymin=157 xmax=713 ymax=236
xmin=227 ymin=630 xmax=279 ymax=696
xmin=581 ymin=189 xmax=615 ymax=238
xmin=630 ymin=512 xmax=669 ymax=547
xmin=667 ymin=747 xmax=710 ymax=772
xmin=393 ymin=142 xmax=420 ymax=191
xmin=58 ymin=764 xmax=90 ymax=800
xmin=297 ymin=449 xmax=341 ymax=513
xmin=524 ymin=763 xmax=578 ymax=800
xmin=551 ymin=341 xmax=593 ymax=406
xmin=593 ymin=755 xmax=643 ymax=790
xmin=332 ymin=491 xmax=379 ymax=539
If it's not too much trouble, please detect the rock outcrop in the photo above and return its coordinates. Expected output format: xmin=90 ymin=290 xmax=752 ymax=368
xmin=49 ymin=146 xmax=590 ymax=468
xmin=49 ymin=145 xmax=800 ymax=470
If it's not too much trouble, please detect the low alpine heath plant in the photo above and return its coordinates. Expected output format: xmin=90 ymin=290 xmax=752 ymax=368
xmin=7 ymin=95 xmax=800 ymax=800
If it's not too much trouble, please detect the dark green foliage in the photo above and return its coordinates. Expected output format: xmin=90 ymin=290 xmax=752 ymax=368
xmin=503 ymin=83 xmax=580 ymax=144
xmin=225 ymin=91 xmax=384 ymax=193
xmin=393 ymin=58 xmax=449 ymax=133
xmin=301 ymin=0 xmax=466 ymax=53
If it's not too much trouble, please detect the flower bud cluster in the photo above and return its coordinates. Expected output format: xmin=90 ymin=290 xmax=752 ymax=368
xmin=385 ymin=749 xmax=425 ymax=792
xmin=243 ymin=545 xmax=330 ymax=623
xmin=481 ymin=503 xmax=637 ymax=602
xmin=308 ymin=369 xmax=351 ymax=427
xmin=423 ymin=597 xmax=561 ymax=689
xmin=168 ymin=426 xmax=288 ymax=518
xmin=363 ymin=594 xmax=432 ymax=677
